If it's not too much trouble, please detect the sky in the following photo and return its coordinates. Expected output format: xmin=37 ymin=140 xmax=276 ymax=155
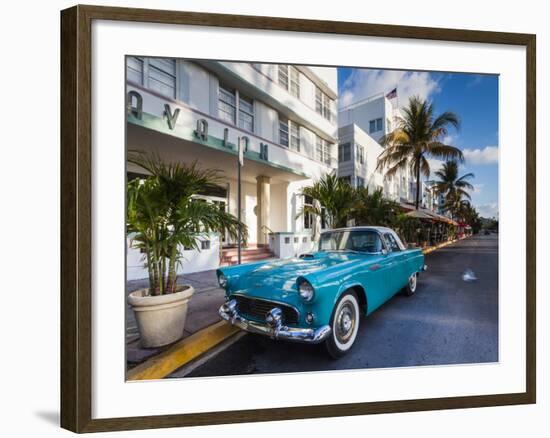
xmin=337 ymin=67 xmax=499 ymax=219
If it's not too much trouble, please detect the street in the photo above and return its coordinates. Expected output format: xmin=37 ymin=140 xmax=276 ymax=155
xmin=170 ymin=234 xmax=498 ymax=378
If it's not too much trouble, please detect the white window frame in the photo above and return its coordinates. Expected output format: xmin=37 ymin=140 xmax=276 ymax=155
xmin=279 ymin=65 xmax=300 ymax=99
xmin=338 ymin=142 xmax=351 ymax=163
xmin=356 ymin=144 xmax=365 ymax=164
xmin=303 ymin=195 xmax=314 ymax=230
xmin=238 ymin=93 xmax=254 ymax=132
xmin=315 ymin=87 xmax=332 ymax=121
xmin=126 ymin=56 xmax=144 ymax=85
xmin=147 ymin=58 xmax=177 ymax=98
xmin=279 ymin=114 xmax=289 ymax=147
xmin=316 ymin=135 xmax=332 ymax=166
xmin=289 ymin=66 xmax=300 ymax=98
xmin=218 ymin=84 xmax=237 ymax=125
xmin=369 ymin=117 xmax=383 ymax=133
xmin=278 ymin=65 xmax=289 ymax=89
xmin=290 ymin=120 xmax=300 ymax=152
xmin=126 ymin=56 xmax=177 ymax=99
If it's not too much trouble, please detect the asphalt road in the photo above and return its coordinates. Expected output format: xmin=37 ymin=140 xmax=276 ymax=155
xmin=177 ymin=234 xmax=498 ymax=378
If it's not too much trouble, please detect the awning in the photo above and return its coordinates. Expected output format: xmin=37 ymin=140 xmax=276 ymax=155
xmin=405 ymin=210 xmax=435 ymax=220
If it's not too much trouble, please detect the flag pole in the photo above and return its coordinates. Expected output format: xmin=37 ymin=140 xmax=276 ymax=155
xmin=237 ymin=137 xmax=242 ymax=265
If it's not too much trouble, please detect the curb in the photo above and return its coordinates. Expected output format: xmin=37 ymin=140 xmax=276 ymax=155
xmin=127 ymin=320 xmax=240 ymax=381
xmin=422 ymin=238 xmax=460 ymax=255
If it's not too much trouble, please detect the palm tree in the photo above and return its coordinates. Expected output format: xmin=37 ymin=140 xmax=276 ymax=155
xmin=434 ymin=160 xmax=474 ymax=203
xmin=443 ymin=191 xmax=470 ymax=221
xmin=127 ymin=152 xmax=246 ymax=295
xmin=296 ymin=172 xmax=356 ymax=229
xmin=376 ymin=96 xmax=463 ymax=209
xmin=352 ymin=187 xmax=399 ymax=227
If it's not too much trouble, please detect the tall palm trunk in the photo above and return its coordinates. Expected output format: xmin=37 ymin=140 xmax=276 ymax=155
xmin=415 ymin=154 xmax=422 ymax=210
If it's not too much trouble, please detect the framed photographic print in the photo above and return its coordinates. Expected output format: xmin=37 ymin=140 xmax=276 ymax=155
xmin=60 ymin=4 xmax=536 ymax=433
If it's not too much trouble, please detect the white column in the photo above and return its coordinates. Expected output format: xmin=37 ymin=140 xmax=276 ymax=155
xmin=256 ymin=175 xmax=271 ymax=245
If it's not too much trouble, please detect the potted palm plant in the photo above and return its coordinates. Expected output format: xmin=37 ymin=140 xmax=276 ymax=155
xmin=127 ymin=152 xmax=244 ymax=348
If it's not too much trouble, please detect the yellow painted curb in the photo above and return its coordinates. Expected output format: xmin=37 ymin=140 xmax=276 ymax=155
xmin=127 ymin=320 xmax=240 ymax=381
xmin=422 ymin=239 xmax=459 ymax=255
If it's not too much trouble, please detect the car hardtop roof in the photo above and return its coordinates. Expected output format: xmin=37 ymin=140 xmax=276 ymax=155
xmin=321 ymin=226 xmax=394 ymax=234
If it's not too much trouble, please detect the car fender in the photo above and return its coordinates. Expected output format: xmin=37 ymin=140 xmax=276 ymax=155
xmin=334 ymin=281 xmax=368 ymax=314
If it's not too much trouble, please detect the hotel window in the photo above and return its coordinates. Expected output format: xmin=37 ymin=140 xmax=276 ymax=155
xmin=316 ymin=136 xmax=332 ymax=165
xmin=339 ymin=176 xmax=352 ymax=185
xmin=290 ymin=121 xmax=300 ymax=152
xmin=356 ymin=144 xmax=365 ymax=164
xmin=315 ymin=87 xmax=332 ymax=121
xmin=279 ymin=115 xmax=289 ymax=147
xmin=369 ymin=118 xmax=383 ymax=133
xmin=278 ymin=65 xmax=289 ymax=89
xmin=338 ymin=142 xmax=351 ymax=163
xmin=218 ymin=84 xmax=237 ymax=124
xmin=148 ymin=58 xmax=176 ymax=98
xmin=126 ymin=56 xmax=144 ymax=85
xmin=278 ymin=65 xmax=300 ymax=98
xmin=303 ymin=195 xmax=314 ymax=230
xmin=357 ymin=177 xmax=365 ymax=188
xmin=289 ymin=67 xmax=300 ymax=98
xmin=238 ymin=94 xmax=254 ymax=132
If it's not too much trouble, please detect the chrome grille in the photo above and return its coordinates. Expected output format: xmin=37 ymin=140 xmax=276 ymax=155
xmin=233 ymin=295 xmax=299 ymax=325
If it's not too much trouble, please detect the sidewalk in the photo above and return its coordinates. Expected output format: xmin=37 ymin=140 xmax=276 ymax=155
xmin=126 ymin=269 xmax=226 ymax=367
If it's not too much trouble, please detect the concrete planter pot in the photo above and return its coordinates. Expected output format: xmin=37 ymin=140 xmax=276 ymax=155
xmin=128 ymin=285 xmax=195 ymax=348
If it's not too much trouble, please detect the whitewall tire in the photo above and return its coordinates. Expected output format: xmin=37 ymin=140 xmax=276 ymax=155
xmin=404 ymin=273 xmax=418 ymax=297
xmin=325 ymin=291 xmax=360 ymax=358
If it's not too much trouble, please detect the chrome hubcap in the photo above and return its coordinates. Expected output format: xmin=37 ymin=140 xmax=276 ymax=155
xmin=335 ymin=303 xmax=356 ymax=344
xmin=409 ymin=274 xmax=417 ymax=292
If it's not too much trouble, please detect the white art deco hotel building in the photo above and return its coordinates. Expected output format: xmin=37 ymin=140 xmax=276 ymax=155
xmin=126 ymin=57 xmax=338 ymax=277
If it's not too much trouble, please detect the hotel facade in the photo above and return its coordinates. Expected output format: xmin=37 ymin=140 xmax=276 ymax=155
xmin=338 ymin=94 xmax=415 ymax=203
xmin=126 ymin=58 xmax=338 ymax=277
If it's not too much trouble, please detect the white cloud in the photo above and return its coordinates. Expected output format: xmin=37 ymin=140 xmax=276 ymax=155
xmin=476 ymin=202 xmax=499 ymax=218
xmin=472 ymin=183 xmax=484 ymax=194
xmin=442 ymin=134 xmax=456 ymax=145
xmin=463 ymin=146 xmax=498 ymax=165
xmin=427 ymin=158 xmax=444 ymax=175
xmin=339 ymin=69 xmax=440 ymax=110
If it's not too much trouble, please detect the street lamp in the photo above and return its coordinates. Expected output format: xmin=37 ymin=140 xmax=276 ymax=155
xmin=237 ymin=136 xmax=245 ymax=265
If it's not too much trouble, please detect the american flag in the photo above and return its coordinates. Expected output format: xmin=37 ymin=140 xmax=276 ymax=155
xmin=386 ymin=88 xmax=398 ymax=99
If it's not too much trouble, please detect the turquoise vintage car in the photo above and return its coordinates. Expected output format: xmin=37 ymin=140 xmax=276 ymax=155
xmin=218 ymin=227 xmax=426 ymax=357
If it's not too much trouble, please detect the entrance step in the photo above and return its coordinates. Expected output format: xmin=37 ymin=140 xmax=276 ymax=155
xmin=220 ymin=245 xmax=274 ymax=266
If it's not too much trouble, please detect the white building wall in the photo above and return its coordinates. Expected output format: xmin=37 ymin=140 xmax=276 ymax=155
xmin=179 ymin=61 xmax=212 ymax=113
xmin=339 ymin=96 xmax=387 ymax=142
xmin=308 ymin=66 xmax=338 ymax=94
xmin=127 ymin=233 xmax=221 ymax=279
xmin=255 ymin=101 xmax=278 ymax=142
xmin=299 ymin=73 xmax=316 ymax=113
xmin=300 ymin=126 xmax=316 ymax=161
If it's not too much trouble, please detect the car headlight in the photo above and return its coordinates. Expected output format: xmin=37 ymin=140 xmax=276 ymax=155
xmin=218 ymin=273 xmax=228 ymax=288
xmin=298 ymin=279 xmax=315 ymax=302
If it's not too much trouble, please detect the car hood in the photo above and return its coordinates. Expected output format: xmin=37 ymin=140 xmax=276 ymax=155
xmin=233 ymin=251 xmax=365 ymax=298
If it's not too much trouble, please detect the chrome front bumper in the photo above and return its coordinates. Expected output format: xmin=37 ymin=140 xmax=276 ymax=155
xmin=219 ymin=299 xmax=331 ymax=344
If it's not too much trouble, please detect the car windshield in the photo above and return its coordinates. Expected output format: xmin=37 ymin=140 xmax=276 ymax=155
xmin=318 ymin=230 xmax=383 ymax=254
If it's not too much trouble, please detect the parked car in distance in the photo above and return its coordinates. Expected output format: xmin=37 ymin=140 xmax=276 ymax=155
xmin=218 ymin=227 xmax=427 ymax=358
